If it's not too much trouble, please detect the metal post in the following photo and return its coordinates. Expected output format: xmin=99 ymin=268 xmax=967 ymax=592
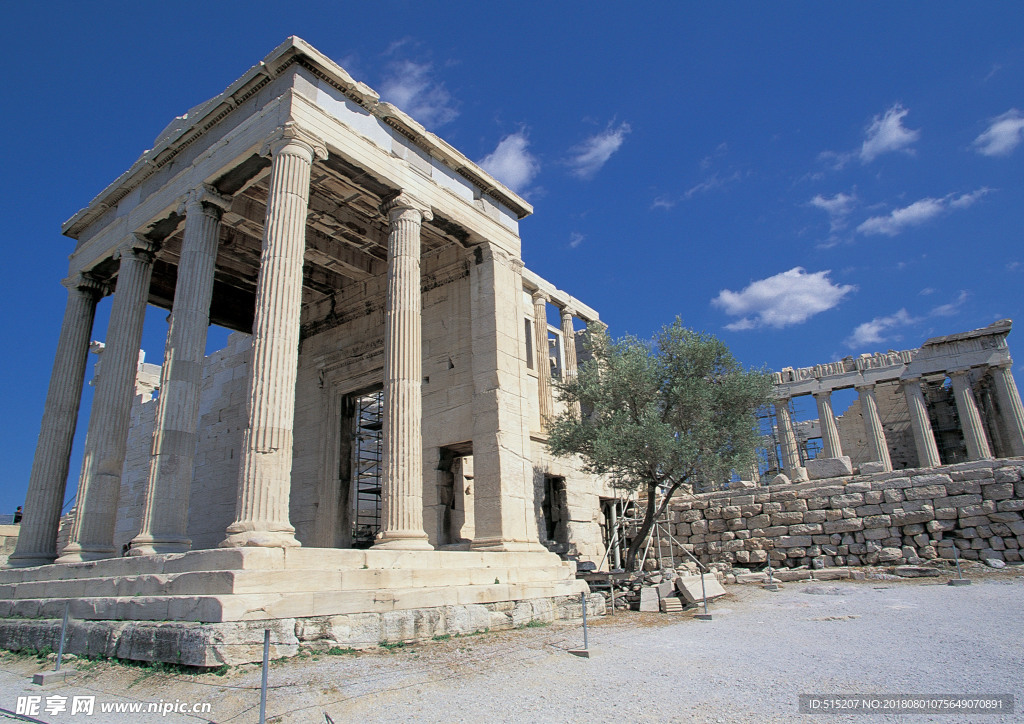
xmin=55 ymin=602 xmax=69 ymax=672
xmin=609 ymin=578 xmax=616 ymax=617
xmin=948 ymin=541 xmax=971 ymax=586
xmin=700 ymin=572 xmax=709 ymax=615
xmin=581 ymin=591 xmax=588 ymax=650
xmin=259 ymin=629 xmax=269 ymax=724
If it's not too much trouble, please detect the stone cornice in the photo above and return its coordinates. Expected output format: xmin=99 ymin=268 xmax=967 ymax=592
xmin=63 ymin=37 xmax=531 ymax=239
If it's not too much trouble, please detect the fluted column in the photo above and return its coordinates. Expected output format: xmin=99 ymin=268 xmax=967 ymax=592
xmin=532 ymin=291 xmax=553 ymax=427
xmin=901 ymin=376 xmax=941 ymax=467
xmin=813 ymin=390 xmax=843 ymax=458
xmin=57 ymin=240 xmax=156 ymax=562
xmin=775 ymin=399 xmax=805 ymax=480
xmin=950 ymin=369 xmax=993 ymax=461
xmin=7 ymin=275 xmax=103 ymax=567
xmin=856 ymin=384 xmax=892 ymax=471
xmin=131 ymin=187 xmax=229 ymax=555
xmin=989 ymin=362 xmax=1024 ymax=457
xmin=559 ymin=306 xmax=581 ymax=418
xmin=222 ymin=124 xmax=325 ymax=549
xmin=374 ymin=192 xmax=433 ymax=550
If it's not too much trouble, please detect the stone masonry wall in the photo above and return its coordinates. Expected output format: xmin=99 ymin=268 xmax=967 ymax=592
xmin=666 ymin=458 xmax=1024 ymax=568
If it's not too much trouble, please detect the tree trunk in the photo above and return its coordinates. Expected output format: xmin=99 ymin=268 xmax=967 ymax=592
xmin=624 ymin=483 xmax=659 ymax=571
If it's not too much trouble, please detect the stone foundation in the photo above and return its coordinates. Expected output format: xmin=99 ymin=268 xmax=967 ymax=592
xmin=0 ymin=593 xmax=603 ymax=667
xmin=0 ymin=547 xmax=595 ymax=665
xmin=665 ymin=458 xmax=1024 ymax=568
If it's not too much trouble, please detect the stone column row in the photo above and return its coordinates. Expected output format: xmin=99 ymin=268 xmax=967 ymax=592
xmin=532 ymin=294 xmax=585 ymax=429
xmin=774 ymin=398 xmax=806 ymax=481
xmin=58 ymin=239 xmax=157 ymax=562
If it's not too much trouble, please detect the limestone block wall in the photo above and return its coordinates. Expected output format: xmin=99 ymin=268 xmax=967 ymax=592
xmin=112 ymin=394 xmax=159 ymax=552
xmin=187 ymin=333 xmax=251 ymax=550
xmin=0 ymin=525 xmax=19 ymax=567
xmin=666 ymin=459 xmax=1024 ymax=568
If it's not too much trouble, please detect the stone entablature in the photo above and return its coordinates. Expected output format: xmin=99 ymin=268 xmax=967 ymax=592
xmin=773 ymin=319 xmax=1012 ymax=396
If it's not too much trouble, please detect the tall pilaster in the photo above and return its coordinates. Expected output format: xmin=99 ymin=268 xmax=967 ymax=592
xmin=950 ymin=369 xmax=993 ymax=461
xmin=813 ymin=390 xmax=843 ymax=458
xmin=131 ymin=187 xmax=229 ymax=556
xmin=470 ymin=243 xmax=542 ymax=551
xmin=532 ymin=291 xmax=553 ymax=427
xmin=373 ymin=192 xmax=432 ymax=550
xmin=989 ymin=362 xmax=1024 ymax=457
xmin=58 ymin=240 xmax=156 ymax=562
xmin=856 ymin=384 xmax=892 ymax=471
xmin=901 ymin=376 xmax=941 ymax=468
xmin=8 ymin=275 xmax=103 ymax=567
xmin=222 ymin=124 xmax=325 ymax=549
xmin=775 ymin=399 xmax=806 ymax=481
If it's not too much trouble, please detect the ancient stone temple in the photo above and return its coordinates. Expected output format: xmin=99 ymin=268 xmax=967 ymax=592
xmin=0 ymin=37 xmax=611 ymax=663
xmin=770 ymin=320 xmax=1024 ymax=481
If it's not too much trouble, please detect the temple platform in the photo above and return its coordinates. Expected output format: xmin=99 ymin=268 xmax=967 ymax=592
xmin=0 ymin=548 xmax=598 ymax=665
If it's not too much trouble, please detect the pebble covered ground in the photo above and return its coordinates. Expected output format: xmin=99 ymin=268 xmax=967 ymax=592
xmin=1 ymin=565 xmax=1021 ymax=723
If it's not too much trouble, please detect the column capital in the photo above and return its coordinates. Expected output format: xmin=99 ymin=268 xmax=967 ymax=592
xmin=119 ymin=235 xmax=158 ymax=263
xmin=261 ymin=121 xmax=328 ymax=162
xmin=381 ymin=191 xmax=433 ymax=222
xmin=179 ymin=184 xmax=232 ymax=219
xmin=774 ymin=395 xmax=791 ymax=406
xmin=531 ymin=289 xmax=549 ymax=304
xmin=61 ymin=273 xmax=107 ymax=297
xmin=990 ymin=359 xmax=1014 ymax=371
xmin=948 ymin=368 xmax=972 ymax=379
xmin=900 ymin=374 xmax=924 ymax=385
xmin=560 ymin=305 xmax=577 ymax=320
xmin=854 ymin=382 xmax=876 ymax=392
xmin=812 ymin=390 xmax=832 ymax=400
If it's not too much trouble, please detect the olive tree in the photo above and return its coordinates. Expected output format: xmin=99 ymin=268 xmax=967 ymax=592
xmin=546 ymin=318 xmax=773 ymax=571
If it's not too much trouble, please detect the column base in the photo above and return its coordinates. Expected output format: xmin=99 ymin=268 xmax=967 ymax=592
xmin=54 ymin=543 xmax=117 ymax=564
xmin=220 ymin=526 xmax=300 ymax=549
xmin=128 ymin=535 xmax=191 ymax=557
xmin=785 ymin=466 xmax=808 ymax=482
xmin=470 ymin=538 xmax=548 ymax=553
xmin=373 ymin=530 xmax=433 ymax=550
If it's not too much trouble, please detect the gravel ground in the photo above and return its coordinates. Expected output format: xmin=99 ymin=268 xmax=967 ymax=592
xmin=1 ymin=566 xmax=1021 ymax=724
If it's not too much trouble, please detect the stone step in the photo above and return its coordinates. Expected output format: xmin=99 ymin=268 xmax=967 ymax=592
xmin=0 ymin=578 xmax=588 ymax=623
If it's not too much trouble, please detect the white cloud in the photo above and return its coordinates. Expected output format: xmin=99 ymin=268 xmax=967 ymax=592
xmin=712 ymin=267 xmax=856 ymax=330
xmin=685 ymin=171 xmax=743 ymax=199
xmin=569 ymin=232 xmax=585 ymax=249
xmin=566 ymin=122 xmax=631 ymax=179
xmin=845 ymin=309 xmax=916 ymax=349
xmin=860 ymin=104 xmax=920 ymax=163
xmin=929 ymin=290 xmax=969 ymax=317
xmin=973 ymin=110 xmax=1024 ymax=156
xmin=379 ymin=60 xmax=458 ymax=128
xmin=857 ymin=189 xmax=989 ymax=236
xmin=478 ymin=132 xmax=540 ymax=193
xmin=809 ymin=192 xmax=856 ymax=232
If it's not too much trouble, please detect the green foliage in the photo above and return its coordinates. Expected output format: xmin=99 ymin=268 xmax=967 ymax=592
xmin=325 ymin=646 xmax=358 ymax=655
xmin=379 ymin=641 xmax=407 ymax=650
xmin=520 ymin=619 xmax=550 ymax=628
xmin=546 ymin=318 xmax=773 ymax=568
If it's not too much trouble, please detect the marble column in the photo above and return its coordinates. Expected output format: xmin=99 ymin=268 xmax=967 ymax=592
xmin=901 ymin=376 xmax=941 ymax=468
xmin=222 ymin=124 xmax=325 ymax=549
xmin=7 ymin=275 xmax=103 ymax=567
xmin=989 ymin=362 xmax=1024 ymax=457
xmin=559 ymin=306 xmax=581 ymax=417
xmin=856 ymin=384 xmax=892 ymax=471
xmin=58 ymin=239 xmax=156 ymax=562
xmin=949 ymin=369 xmax=993 ymax=461
xmin=131 ymin=187 xmax=229 ymax=555
xmin=373 ymin=192 xmax=433 ymax=550
xmin=775 ymin=399 xmax=805 ymax=480
xmin=813 ymin=391 xmax=843 ymax=458
xmin=532 ymin=291 xmax=553 ymax=426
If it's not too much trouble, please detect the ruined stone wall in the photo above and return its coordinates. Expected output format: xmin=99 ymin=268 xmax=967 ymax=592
xmin=0 ymin=525 xmax=19 ymax=567
xmin=666 ymin=459 xmax=1024 ymax=568
xmin=834 ymin=382 xmax=917 ymax=469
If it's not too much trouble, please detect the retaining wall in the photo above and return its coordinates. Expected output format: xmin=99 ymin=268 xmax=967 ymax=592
xmin=665 ymin=458 xmax=1024 ymax=568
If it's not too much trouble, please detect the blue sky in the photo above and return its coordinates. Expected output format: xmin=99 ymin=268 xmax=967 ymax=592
xmin=1 ymin=2 xmax=1022 ymax=516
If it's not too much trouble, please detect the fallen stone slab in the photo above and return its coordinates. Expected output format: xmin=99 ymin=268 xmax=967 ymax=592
xmin=675 ymin=574 xmax=726 ymax=603
xmin=772 ymin=570 xmax=813 ymax=582
xmin=639 ymin=587 xmax=660 ymax=612
xmin=893 ymin=565 xmax=941 ymax=578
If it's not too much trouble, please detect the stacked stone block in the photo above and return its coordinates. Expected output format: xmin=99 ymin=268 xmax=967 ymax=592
xmin=668 ymin=460 xmax=1024 ymax=568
